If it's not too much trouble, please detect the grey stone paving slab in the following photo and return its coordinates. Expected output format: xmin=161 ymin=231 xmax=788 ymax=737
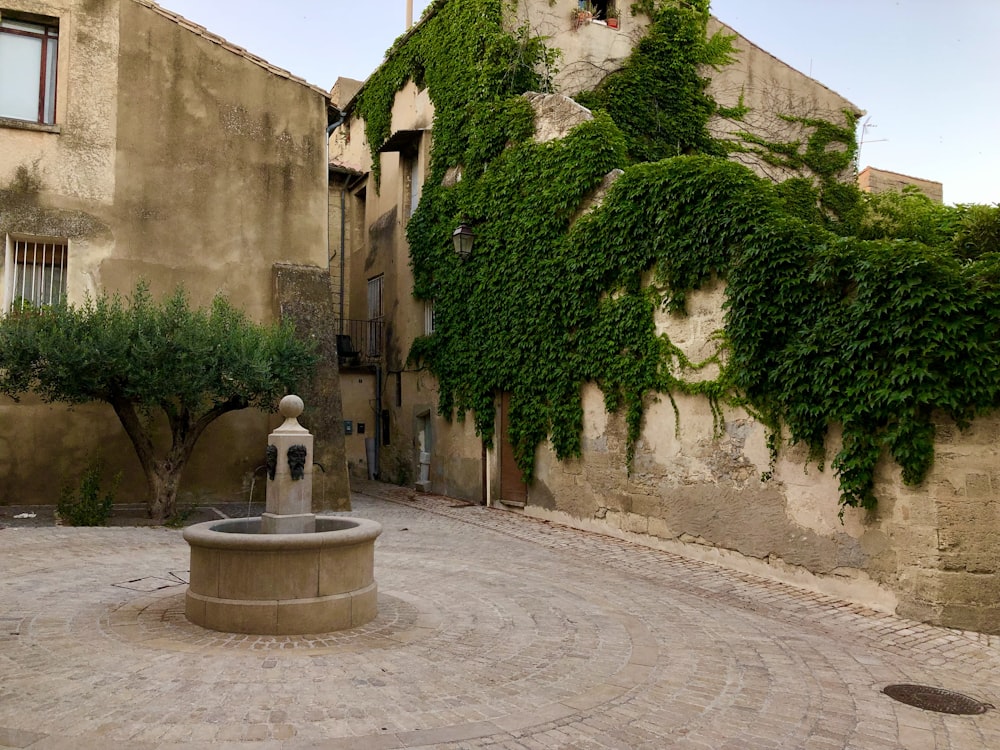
xmin=0 ymin=484 xmax=998 ymax=749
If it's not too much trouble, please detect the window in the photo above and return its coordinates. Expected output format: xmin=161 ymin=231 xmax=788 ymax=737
xmin=3 ymin=237 xmax=67 ymax=311
xmin=423 ymin=299 xmax=435 ymax=334
xmin=404 ymin=147 xmax=421 ymax=220
xmin=586 ymin=1 xmax=615 ymax=21
xmin=0 ymin=14 xmax=58 ymax=124
xmin=367 ymin=274 xmax=383 ymax=356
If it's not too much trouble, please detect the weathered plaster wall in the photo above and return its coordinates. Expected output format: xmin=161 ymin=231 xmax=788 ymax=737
xmin=0 ymin=0 xmax=335 ymax=509
xmin=706 ymin=18 xmax=862 ymax=181
xmin=0 ymin=0 xmax=120 ymax=207
xmin=112 ymin=0 xmax=328 ymax=316
xmin=0 ymin=0 xmax=124 ymax=505
xmin=0 ymin=0 xmax=119 ymax=302
xmin=516 ymin=0 xmax=638 ymax=97
xmin=529 ymin=280 xmax=1000 ymax=634
xmin=340 ymin=372 xmax=374 ymax=480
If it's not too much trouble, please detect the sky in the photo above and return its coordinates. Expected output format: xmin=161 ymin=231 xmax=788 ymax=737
xmin=158 ymin=1 xmax=1000 ymax=206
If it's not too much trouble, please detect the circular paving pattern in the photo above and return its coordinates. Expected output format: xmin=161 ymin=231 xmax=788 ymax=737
xmin=104 ymin=590 xmax=428 ymax=653
xmin=1 ymin=493 xmax=999 ymax=749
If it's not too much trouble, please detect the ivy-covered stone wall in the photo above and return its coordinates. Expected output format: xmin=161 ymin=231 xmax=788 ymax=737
xmin=333 ymin=0 xmax=1000 ymax=632
xmin=528 ymin=281 xmax=1000 ymax=634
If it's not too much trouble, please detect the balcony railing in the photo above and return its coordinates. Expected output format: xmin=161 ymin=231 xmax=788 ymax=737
xmin=335 ymin=319 xmax=383 ymax=368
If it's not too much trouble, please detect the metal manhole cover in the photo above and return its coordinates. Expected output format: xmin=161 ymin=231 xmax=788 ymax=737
xmin=883 ymin=684 xmax=993 ymax=715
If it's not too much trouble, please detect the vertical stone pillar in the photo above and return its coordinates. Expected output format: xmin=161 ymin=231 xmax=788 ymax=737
xmin=261 ymin=395 xmax=317 ymax=534
xmin=272 ymin=263 xmax=352 ymax=512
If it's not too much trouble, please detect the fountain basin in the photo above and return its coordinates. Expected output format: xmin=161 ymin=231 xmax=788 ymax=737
xmin=183 ymin=516 xmax=382 ymax=635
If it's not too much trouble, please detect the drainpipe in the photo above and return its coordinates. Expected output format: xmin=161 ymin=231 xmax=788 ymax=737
xmin=326 ymin=105 xmax=346 ymax=317
xmin=374 ymin=364 xmax=383 ymax=479
xmin=339 ymin=178 xmax=347 ymax=331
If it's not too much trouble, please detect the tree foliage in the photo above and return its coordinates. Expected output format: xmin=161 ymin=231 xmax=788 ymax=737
xmin=0 ymin=283 xmax=316 ymax=520
xmin=354 ymin=0 xmax=557 ymax=187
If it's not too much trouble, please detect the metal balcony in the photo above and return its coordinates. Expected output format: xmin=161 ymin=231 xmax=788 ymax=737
xmin=335 ymin=319 xmax=383 ymax=368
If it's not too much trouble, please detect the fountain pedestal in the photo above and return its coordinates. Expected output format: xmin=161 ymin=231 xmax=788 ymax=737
xmin=261 ymin=395 xmax=316 ymax=534
xmin=183 ymin=396 xmax=380 ymax=635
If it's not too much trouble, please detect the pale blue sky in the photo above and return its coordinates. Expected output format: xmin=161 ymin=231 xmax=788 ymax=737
xmin=159 ymin=1 xmax=999 ymax=206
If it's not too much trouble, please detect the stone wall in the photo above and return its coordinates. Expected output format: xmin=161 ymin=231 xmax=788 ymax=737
xmin=528 ymin=280 xmax=1000 ymax=634
xmin=272 ymin=264 xmax=351 ymax=511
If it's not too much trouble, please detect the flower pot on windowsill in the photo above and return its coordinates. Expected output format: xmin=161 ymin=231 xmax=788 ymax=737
xmin=571 ymin=9 xmax=593 ymax=30
xmin=607 ymin=17 xmax=619 ymax=29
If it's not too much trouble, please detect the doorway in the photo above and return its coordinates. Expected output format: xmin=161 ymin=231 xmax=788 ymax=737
xmin=498 ymin=392 xmax=527 ymax=506
xmin=416 ymin=412 xmax=431 ymax=491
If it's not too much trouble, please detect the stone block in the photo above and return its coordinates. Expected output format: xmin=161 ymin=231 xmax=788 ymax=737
xmin=277 ymin=594 xmax=352 ymax=635
xmin=217 ymin=549 xmax=320 ymax=601
xmin=965 ymin=472 xmax=994 ymax=499
xmin=892 ymin=527 xmax=940 ymax=568
xmin=939 ymin=603 xmax=1000 ymax=635
xmin=318 ymin=543 xmax=374 ymax=596
xmin=622 ymin=512 xmax=649 ymax=534
xmin=629 ymin=492 xmax=663 ymax=519
xmin=187 ymin=545 xmax=219 ymax=597
xmin=647 ymin=516 xmax=674 ymax=540
xmin=902 ymin=567 xmax=942 ymax=602
xmin=203 ymin=597 xmax=278 ymax=635
xmin=896 ymin=598 xmax=942 ymax=626
xmin=351 ymin=582 xmax=379 ymax=626
xmin=940 ymin=551 xmax=996 ymax=574
xmin=934 ymin=571 xmax=1000 ymax=605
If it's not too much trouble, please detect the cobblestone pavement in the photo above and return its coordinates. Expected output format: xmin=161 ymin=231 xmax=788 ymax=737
xmin=1 ymin=483 xmax=998 ymax=749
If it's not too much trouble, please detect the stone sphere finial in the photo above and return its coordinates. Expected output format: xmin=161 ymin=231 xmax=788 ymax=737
xmin=279 ymin=394 xmax=304 ymax=419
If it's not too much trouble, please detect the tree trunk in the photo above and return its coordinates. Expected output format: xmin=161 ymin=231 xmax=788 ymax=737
xmin=146 ymin=461 xmax=184 ymax=522
xmin=110 ymin=395 xmax=246 ymax=522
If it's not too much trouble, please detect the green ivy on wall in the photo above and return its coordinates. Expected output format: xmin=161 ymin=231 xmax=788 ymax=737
xmin=354 ymin=0 xmax=557 ymax=186
xmin=575 ymin=0 xmax=734 ymax=163
xmin=354 ymin=0 xmax=1000 ymax=511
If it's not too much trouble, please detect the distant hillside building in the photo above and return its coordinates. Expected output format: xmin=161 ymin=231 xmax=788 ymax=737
xmin=858 ymin=166 xmax=943 ymax=203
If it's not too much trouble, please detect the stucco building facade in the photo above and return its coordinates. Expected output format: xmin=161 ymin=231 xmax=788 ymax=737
xmin=0 ymin=0 xmax=349 ymax=509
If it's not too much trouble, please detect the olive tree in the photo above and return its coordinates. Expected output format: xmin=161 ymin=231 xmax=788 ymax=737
xmin=0 ymin=283 xmax=316 ymax=520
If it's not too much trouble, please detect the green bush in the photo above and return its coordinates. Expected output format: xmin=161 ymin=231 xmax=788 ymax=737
xmin=57 ymin=461 xmax=121 ymax=526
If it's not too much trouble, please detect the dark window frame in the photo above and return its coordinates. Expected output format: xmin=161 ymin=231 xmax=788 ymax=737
xmin=0 ymin=13 xmax=59 ymax=124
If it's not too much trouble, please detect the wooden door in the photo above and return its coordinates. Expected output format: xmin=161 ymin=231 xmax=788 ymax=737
xmin=498 ymin=392 xmax=527 ymax=506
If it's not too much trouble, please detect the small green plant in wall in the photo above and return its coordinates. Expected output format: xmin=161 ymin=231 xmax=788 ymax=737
xmin=359 ymin=0 xmax=1000 ymax=512
xmin=57 ymin=459 xmax=121 ymax=527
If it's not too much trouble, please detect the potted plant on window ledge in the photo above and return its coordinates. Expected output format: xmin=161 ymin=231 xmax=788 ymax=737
xmin=571 ymin=2 xmax=593 ymax=30
xmin=606 ymin=7 xmax=620 ymax=29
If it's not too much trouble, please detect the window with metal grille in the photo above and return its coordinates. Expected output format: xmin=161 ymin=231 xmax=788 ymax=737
xmin=424 ymin=299 xmax=435 ymax=334
xmin=4 ymin=238 xmax=67 ymax=311
xmin=0 ymin=14 xmax=59 ymax=124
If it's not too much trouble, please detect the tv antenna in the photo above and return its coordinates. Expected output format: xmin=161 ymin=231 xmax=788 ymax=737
xmin=858 ymin=116 xmax=888 ymax=164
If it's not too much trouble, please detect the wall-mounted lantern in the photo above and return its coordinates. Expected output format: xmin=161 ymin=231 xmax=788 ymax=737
xmin=452 ymin=223 xmax=475 ymax=260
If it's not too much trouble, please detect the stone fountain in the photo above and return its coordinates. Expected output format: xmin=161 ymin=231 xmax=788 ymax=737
xmin=183 ymin=395 xmax=381 ymax=634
